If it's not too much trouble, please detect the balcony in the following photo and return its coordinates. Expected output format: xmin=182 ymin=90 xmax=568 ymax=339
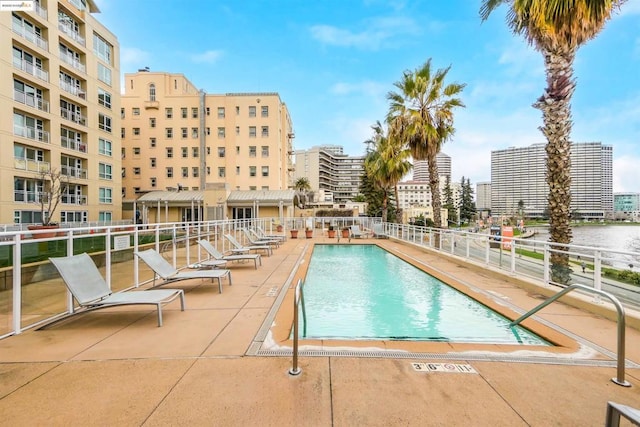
xmin=60 ymin=107 xmax=86 ymax=126
xmin=61 ymin=165 xmax=87 ymax=179
xmin=35 ymin=2 xmax=47 ymax=19
xmin=61 ymin=135 xmax=87 ymax=153
xmin=14 ymin=88 xmax=49 ymax=112
xmin=62 ymin=194 xmax=87 ymax=205
xmin=58 ymin=23 xmax=85 ymax=46
xmin=13 ymin=58 xmax=48 ymax=82
xmin=59 ymin=81 xmax=85 ymax=99
xmin=59 ymin=51 xmax=86 ymax=73
xmin=13 ymin=125 xmax=50 ymax=144
xmin=14 ymin=158 xmax=50 ymax=173
xmin=12 ymin=23 xmax=48 ymax=50
xmin=144 ymin=101 xmax=159 ymax=110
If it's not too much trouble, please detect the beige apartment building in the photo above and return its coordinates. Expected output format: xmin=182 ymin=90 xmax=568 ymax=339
xmin=0 ymin=0 xmax=122 ymax=226
xmin=120 ymin=71 xmax=294 ymax=220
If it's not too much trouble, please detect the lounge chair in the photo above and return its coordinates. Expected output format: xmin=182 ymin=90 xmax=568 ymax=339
xmin=224 ymin=234 xmax=272 ymax=256
xmin=372 ymin=223 xmax=389 ymax=239
xmin=350 ymin=225 xmax=369 ymax=239
xmin=135 ymin=249 xmax=232 ymax=293
xmin=242 ymin=228 xmax=280 ymax=248
xmin=256 ymin=226 xmax=286 ymax=241
xmin=48 ymin=252 xmax=185 ymax=327
xmin=198 ymin=239 xmax=262 ymax=269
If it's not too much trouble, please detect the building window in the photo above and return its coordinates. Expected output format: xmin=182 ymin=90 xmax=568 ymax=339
xmin=235 ymin=106 xmax=240 ymax=115
xmin=165 ymin=107 xmax=173 ymax=118
xmin=218 ymin=167 xmax=225 ymax=178
xmin=181 ymin=147 xmax=188 ymax=158
xmin=166 ymin=167 xmax=173 ymax=178
xmin=249 ymin=166 xmax=256 ymax=177
xmin=133 ymin=107 xmax=140 ymax=116
xmin=249 ymin=186 xmax=256 ymax=191
xmin=262 ymin=166 xmax=269 ymax=177
xmin=98 ymin=211 xmax=112 ymax=222
xmin=249 ymin=146 xmax=256 ymax=157
xmin=249 ymin=106 xmax=256 ymax=117
xmin=206 ymin=166 xmax=210 ymax=175
xmin=261 ymin=146 xmax=269 ymax=157
xmin=99 ymin=163 xmax=112 ymax=179
xmin=133 ymin=147 xmax=141 ymax=155
xmin=133 ymin=127 xmax=140 ymax=136
xmin=181 ymin=167 xmax=188 ymax=178
xmin=206 ymin=127 xmax=210 ymax=135
xmin=98 ymin=88 xmax=111 ymax=109
xmin=121 ymin=108 xmax=125 ymax=118
xmin=99 ymin=187 xmax=112 ymax=203
xmin=150 ymin=137 xmax=156 ymax=147
xmin=218 ymin=127 xmax=225 ymax=138
xmin=261 ymin=126 xmax=269 ymax=137
xmin=149 ymin=83 xmax=156 ymax=101
xmin=261 ymin=105 xmax=269 ymax=117
xmin=236 ymin=166 xmax=240 ymax=175
xmin=218 ymin=147 xmax=225 ymax=157
xmin=236 ymin=146 xmax=240 ymax=154
xmin=150 ymin=177 xmax=156 ymax=187
xmin=166 ymin=147 xmax=173 ymax=158
xmin=181 ymin=127 xmax=188 ymax=139
xmin=181 ymin=107 xmax=187 ymax=118
xmin=192 ymin=147 xmax=199 ymax=157
xmin=98 ymin=138 xmax=112 ymax=156
xmin=93 ymin=33 xmax=112 ymax=64
xmin=98 ymin=114 xmax=112 ymax=132
xmin=249 ymin=126 xmax=256 ymax=138
xmin=192 ymin=167 xmax=199 ymax=177
xmin=191 ymin=107 xmax=198 ymax=118
xmin=133 ymin=167 xmax=140 ymax=175
xmin=166 ymin=128 xmax=173 ymax=138
xmin=149 ymin=118 xmax=156 ymax=128
xmin=150 ymin=158 xmax=156 ymax=167
xmin=217 ymin=107 xmax=225 ymax=118
xmin=97 ymin=63 xmax=112 ymax=85
xmin=121 ymin=128 xmax=125 ymax=138
xmin=206 ymin=107 xmax=210 ymax=116
xmin=191 ymin=127 xmax=198 ymax=138
xmin=235 ymin=126 xmax=240 ymax=136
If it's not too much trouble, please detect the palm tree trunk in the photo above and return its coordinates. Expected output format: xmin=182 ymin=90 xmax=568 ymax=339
xmin=394 ymin=184 xmax=401 ymax=223
xmin=427 ymin=153 xmax=441 ymax=248
xmin=382 ymin=192 xmax=388 ymax=222
xmin=534 ymin=48 xmax=576 ymax=284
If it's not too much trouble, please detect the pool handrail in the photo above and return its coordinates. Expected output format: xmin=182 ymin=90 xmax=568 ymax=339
xmin=289 ymin=278 xmax=306 ymax=376
xmin=510 ymin=284 xmax=631 ymax=387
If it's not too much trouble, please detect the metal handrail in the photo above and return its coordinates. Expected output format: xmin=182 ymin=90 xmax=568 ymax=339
xmin=510 ymin=284 xmax=631 ymax=387
xmin=289 ymin=278 xmax=306 ymax=376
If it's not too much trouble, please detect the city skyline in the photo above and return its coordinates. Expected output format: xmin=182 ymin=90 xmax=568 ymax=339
xmin=97 ymin=0 xmax=640 ymax=192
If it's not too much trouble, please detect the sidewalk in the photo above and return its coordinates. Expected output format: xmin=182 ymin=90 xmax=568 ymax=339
xmin=0 ymin=235 xmax=638 ymax=426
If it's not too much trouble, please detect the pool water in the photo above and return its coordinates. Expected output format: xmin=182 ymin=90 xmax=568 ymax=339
xmin=300 ymin=245 xmax=549 ymax=345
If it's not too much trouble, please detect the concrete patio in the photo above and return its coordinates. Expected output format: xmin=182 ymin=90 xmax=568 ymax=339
xmin=0 ymin=234 xmax=638 ymax=426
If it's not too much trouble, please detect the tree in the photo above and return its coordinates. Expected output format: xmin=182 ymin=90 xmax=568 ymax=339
xmin=35 ymin=168 xmax=69 ymax=226
xmin=481 ymin=0 xmax=626 ymax=284
xmin=443 ymin=176 xmax=456 ymax=226
xmin=387 ymin=59 xmax=465 ymax=242
xmin=293 ymin=177 xmax=311 ymax=208
xmin=460 ymin=177 xmax=476 ymax=225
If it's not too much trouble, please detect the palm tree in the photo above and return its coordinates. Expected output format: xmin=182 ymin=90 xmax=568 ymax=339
xmin=293 ymin=177 xmax=311 ymax=208
xmin=387 ymin=59 xmax=465 ymax=239
xmin=481 ymin=0 xmax=626 ymax=283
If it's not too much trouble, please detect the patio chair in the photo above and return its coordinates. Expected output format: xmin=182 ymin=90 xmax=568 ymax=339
xmin=372 ymin=223 xmax=389 ymax=239
xmin=135 ymin=249 xmax=232 ymax=293
xmin=198 ymin=239 xmax=262 ymax=269
xmin=243 ymin=228 xmax=280 ymax=248
xmin=48 ymin=252 xmax=185 ymax=327
xmin=350 ymin=225 xmax=369 ymax=239
xmin=256 ymin=226 xmax=286 ymax=241
xmin=224 ymin=234 xmax=273 ymax=256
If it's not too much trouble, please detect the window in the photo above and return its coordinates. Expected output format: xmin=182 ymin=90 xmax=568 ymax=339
xmin=261 ymin=146 xmax=269 ymax=157
xmin=181 ymin=127 xmax=187 ymax=138
xmin=206 ymin=147 xmax=211 ymax=155
xmin=218 ymin=167 xmax=225 ymax=178
xmin=99 ymin=187 xmax=112 ymax=203
xmin=149 ymin=118 xmax=156 ymax=128
xmin=150 ymin=157 xmax=156 ymax=167
xmin=165 ymin=128 xmax=173 ymax=138
xmin=192 ymin=147 xmax=199 ymax=157
xmin=98 ymin=138 xmax=112 ymax=156
xmin=181 ymin=167 xmax=188 ymax=178
xmin=261 ymin=166 xmax=269 ymax=177
xmin=218 ymin=147 xmax=225 ymax=157
xmin=133 ymin=128 xmax=140 ymax=136
xmin=261 ymin=126 xmax=269 ymax=137
xmin=97 ymin=63 xmax=112 ymax=85
xmin=261 ymin=105 xmax=269 ymax=117
xmin=206 ymin=107 xmax=210 ymax=116
xmin=165 ymin=107 xmax=173 ymax=118
xmin=191 ymin=127 xmax=198 ymax=138
xmin=191 ymin=107 xmax=198 ymax=118
xmin=235 ymin=126 xmax=240 ymax=136
xmin=207 ymin=166 xmax=211 ymax=175
xmin=249 ymin=146 xmax=256 ymax=157
xmin=93 ymin=33 xmax=112 ymax=64
xmin=98 ymin=114 xmax=111 ymax=132
xmin=235 ymin=106 xmax=240 ymax=115
xmin=181 ymin=107 xmax=187 ymax=118
xmin=62 ymin=210 xmax=88 ymax=223
xmin=133 ymin=167 xmax=140 ymax=175
xmin=217 ymin=107 xmax=225 ymax=118
xmin=149 ymin=83 xmax=156 ymax=101
xmin=98 ymin=211 xmax=112 ymax=222
xmin=261 ymin=186 xmax=269 ymax=190
xmin=98 ymin=88 xmax=111 ymax=108
xmin=99 ymin=163 xmax=112 ymax=179
xmin=249 ymin=166 xmax=256 ymax=177
xmin=166 ymin=167 xmax=173 ymax=178
xmin=181 ymin=147 xmax=188 ymax=158
xmin=192 ymin=167 xmax=199 ymax=177
xmin=249 ymin=186 xmax=256 ymax=191
xmin=166 ymin=147 xmax=173 ymax=158
xmin=249 ymin=106 xmax=256 ymax=117
xmin=150 ymin=177 xmax=156 ymax=188
xmin=218 ymin=127 xmax=225 ymax=138
xmin=249 ymin=126 xmax=256 ymax=138
xmin=121 ymin=108 xmax=125 ymax=118
xmin=236 ymin=146 xmax=240 ymax=154
xmin=133 ymin=147 xmax=141 ymax=155
xmin=206 ymin=127 xmax=210 ymax=135
xmin=236 ymin=166 xmax=240 ymax=175
xmin=149 ymin=137 xmax=156 ymax=147
xmin=121 ymin=127 xmax=126 ymax=137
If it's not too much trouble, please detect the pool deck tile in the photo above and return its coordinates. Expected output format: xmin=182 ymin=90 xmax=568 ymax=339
xmin=0 ymin=235 xmax=639 ymax=426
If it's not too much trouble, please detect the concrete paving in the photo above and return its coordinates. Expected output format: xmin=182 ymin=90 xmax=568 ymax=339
xmin=0 ymin=233 xmax=639 ymax=426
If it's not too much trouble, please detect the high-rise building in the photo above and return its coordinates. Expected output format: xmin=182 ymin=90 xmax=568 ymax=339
xmin=413 ymin=152 xmax=451 ymax=181
xmin=120 ymin=71 xmax=294 ymax=199
xmin=1 ymin=0 xmax=122 ymax=225
xmin=613 ymin=193 xmax=640 ymax=221
xmin=490 ymin=142 xmax=613 ymax=219
xmin=476 ymin=182 xmax=491 ymax=214
xmin=293 ymin=146 xmax=364 ymax=203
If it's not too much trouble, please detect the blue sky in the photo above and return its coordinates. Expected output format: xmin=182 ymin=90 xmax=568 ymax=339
xmin=97 ymin=0 xmax=640 ymax=192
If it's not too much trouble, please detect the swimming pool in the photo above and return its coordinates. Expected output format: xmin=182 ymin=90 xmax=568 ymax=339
xmin=299 ymin=244 xmax=549 ymax=345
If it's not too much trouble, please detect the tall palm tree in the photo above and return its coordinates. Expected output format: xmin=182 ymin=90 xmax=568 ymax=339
xmin=481 ymin=0 xmax=626 ymax=283
xmin=387 ymin=59 xmax=465 ymax=237
xmin=293 ymin=177 xmax=311 ymax=208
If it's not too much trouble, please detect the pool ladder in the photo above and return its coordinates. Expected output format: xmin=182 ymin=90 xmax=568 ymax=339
xmin=289 ymin=279 xmax=306 ymax=376
xmin=510 ymin=284 xmax=631 ymax=387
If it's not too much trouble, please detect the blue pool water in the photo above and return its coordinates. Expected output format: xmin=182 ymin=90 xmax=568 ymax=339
xmin=300 ymin=245 xmax=550 ymax=345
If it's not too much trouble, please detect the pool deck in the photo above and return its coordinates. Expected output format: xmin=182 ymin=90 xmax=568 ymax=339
xmin=0 ymin=234 xmax=639 ymax=426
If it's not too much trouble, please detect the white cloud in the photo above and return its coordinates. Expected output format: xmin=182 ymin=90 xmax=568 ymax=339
xmin=614 ymin=155 xmax=640 ymax=193
xmin=310 ymin=16 xmax=419 ymax=50
xmin=190 ymin=50 xmax=223 ymax=64
xmin=330 ymin=80 xmax=387 ymax=98
xmin=120 ymin=47 xmax=152 ymax=71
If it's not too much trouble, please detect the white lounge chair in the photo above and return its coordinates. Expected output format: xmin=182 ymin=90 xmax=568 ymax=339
xmin=198 ymin=239 xmax=262 ymax=269
xmin=224 ymin=234 xmax=272 ymax=256
xmin=135 ymin=249 xmax=232 ymax=293
xmin=372 ymin=224 xmax=389 ymax=239
xmin=48 ymin=252 xmax=185 ymax=327
xmin=256 ymin=226 xmax=286 ymax=241
xmin=350 ymin=225 xmax=368 ymax=239
xmin=242 ymin=228 xmax=280 ymax=248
